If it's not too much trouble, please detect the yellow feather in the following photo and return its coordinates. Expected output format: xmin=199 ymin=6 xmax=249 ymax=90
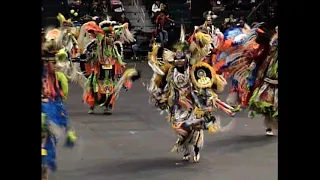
xmin=57 ymin=13 xmax=66 ymax=27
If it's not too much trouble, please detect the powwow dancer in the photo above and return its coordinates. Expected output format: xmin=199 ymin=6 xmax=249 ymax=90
xmin=197 ymin=22 xmax=267 ymax=109
xmin=41 ymin=28 xmax=77 ymax=180
xmin=147 ymin=26 xmax=236 ymax=162
xmin=209 ymin=22 xmax=277 ymax=135
xmin=248 ymin=26 xmax=278 ymax=136
xmin=223 ymin=26 xmax=271 ymax=109
xmin=76 ymin=20 xmax=139 ymax=114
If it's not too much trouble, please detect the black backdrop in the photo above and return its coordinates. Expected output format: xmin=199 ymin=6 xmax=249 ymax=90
xmin=42 ymin=0 xmax=69 ymax=27
xmin=191 ymin=0 xmax=209 ymax=27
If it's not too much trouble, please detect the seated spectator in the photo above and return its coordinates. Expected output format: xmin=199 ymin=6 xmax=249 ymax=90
xmin=154 ymin=12 xmax=174 ymax=46
xmin=160 ymin=2 xmax=168 ymax=14
xmin=90 ymin=1 xmax=104 ymax=16
xmin=151 ymin=0 xmax=161 ymax=21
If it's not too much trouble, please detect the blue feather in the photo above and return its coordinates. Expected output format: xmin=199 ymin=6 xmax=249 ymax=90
xmin=42 ymin=132 xmax=57 ymax=171
xmin=223 ymin=27 xmax=242 ymax=40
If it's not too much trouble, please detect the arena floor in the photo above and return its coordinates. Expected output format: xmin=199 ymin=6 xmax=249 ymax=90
xmin=52 ymin=62 xmax=277 ymax=180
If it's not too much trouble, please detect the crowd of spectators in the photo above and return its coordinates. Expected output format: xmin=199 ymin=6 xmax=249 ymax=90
xmin=207 ymin=0 xmax=258 ymax=11
xmin=219 ymin=13 xmax=247 ymax=33
xmin=67 ymin=0 xmax=131 ymax=28
xmin=54 ymin=0 xmax=275 ymax=60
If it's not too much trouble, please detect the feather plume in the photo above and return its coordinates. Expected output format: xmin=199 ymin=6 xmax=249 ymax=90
xmin=114 ymin=23 xmax=135 ymax=43
xmin=55 ymin=48 xmax=68 ymax=61
xmin=99 ymin=19 xmax=117 ymax=28
xmin=179 ymin=25 xmax=185 ymax=43
xmin=55 ymin=61 xmax=70 ymax=75
xmin=147 ymin=44 xmax=165 ymax=75
xmin=68 ymin=64 xmax=88 ymax=90
xmin=114 ymin=41 xmax=124 ymax=58
xmin=113 ymin=68 xmax=140 ymax=100
xmin=57 ymin=13 xmax=66 ymax=27
xmin=213 ymin=74 xmax=227 ymax=93
xmin=123 ymin=27 xmax=135 ymax=42
xmin=56 ymin=72 xmax=69 ymax=99
xmin=162 ymin=48 xmax=175 ymax=62
xmin=244 ymin=23 xmax=251 ymax=31
xmin=77 ymin=21 xmax=103 ymax=51
xmin=212 ymin=116 xmax=236 ymax=133
xmin=77 ymin=22 xmax=89 ymax=52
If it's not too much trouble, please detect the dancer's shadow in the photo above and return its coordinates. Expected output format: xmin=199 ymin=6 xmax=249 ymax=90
xmin=205 ymin=135 xmax=277 ymax=154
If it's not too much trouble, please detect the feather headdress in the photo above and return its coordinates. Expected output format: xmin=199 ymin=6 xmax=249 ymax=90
xmin=99 ymin=16 xmax=117 ymax=28
xmin=113 ymin=23 xmax=135 ymax=43
xmin=99 ymin=16 xmax=118 ymax=36
xmin=77 ymin=21 xmax=104 ymax=52
xmin=163 ymin=25 xmax=189 ymax=63
xmin=98 ymin=16 xmax=135 ymax=43
xmin=203 ymin=11 xmax=218 ymax=21
xmin=42 ymin=28 xmax=67 ymax=61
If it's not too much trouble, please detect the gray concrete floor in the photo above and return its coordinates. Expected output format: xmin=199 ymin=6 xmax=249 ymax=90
xmin=53 ymin=62 xmax=277 ymax=180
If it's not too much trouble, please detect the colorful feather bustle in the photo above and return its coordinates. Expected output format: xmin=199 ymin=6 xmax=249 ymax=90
xmin=216 ymin=29 xmax=258 ymax=71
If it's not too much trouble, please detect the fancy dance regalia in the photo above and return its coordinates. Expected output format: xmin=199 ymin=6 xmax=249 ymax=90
xmin=199 ymin=22 xmax=264 ymax=109
xmin=248 ymin=27 xmax=278 ymax=136
xmin=77 ymin=20 xmax=139 ymax=114
xmin=208 ymin=23 xmax=254 ymax=71
xmin=209 ymin=23 xmax=277 ymax=135
xmin=223 ymin=27 xmax=271 ymax=108
xmin=45 ymin=13 xmax=83 ymax=86
xmin=42 ymin=29 xmax=77 ymax=180
xmin=148 ymin=26 xmax=235 ymax=162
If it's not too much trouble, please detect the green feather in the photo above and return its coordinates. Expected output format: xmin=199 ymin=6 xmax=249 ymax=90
xmin=56 ymin=72 xmax=69 ymax=99
xmin=41 ymin=113 xmax=46 ymax=131
xmin=56 ymin=49 xmax=68 ymax=61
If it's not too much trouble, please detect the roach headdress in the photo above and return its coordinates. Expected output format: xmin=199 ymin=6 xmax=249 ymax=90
xmin=163 ymin=25 xmax=190 ymax=63
xmin=42 ymin=28 xmax=68 ymax=61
